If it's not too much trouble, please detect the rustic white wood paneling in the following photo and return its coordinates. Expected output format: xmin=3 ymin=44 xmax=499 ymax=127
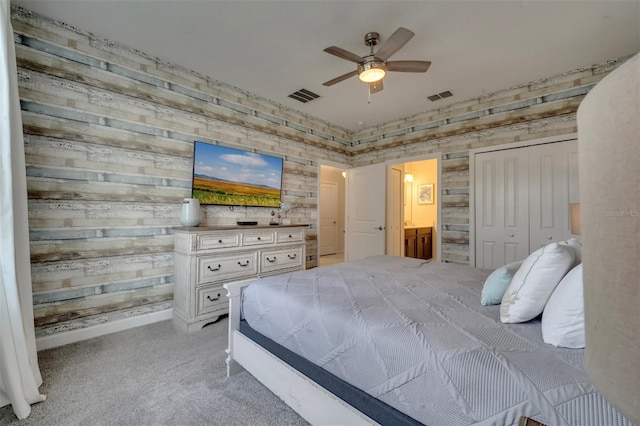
xmin=11 ymin=5 xmax=631 ymax=339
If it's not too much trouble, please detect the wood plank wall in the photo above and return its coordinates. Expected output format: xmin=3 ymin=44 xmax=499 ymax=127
xmin=11 ymin=6 xmax=630 ymax=339
xmin=348 ymin=58 xmax=629 ymax=263
xmin=11 ymin=7 xmax=350 ymax=338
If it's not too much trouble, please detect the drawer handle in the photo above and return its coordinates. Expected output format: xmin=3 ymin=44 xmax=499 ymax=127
xmin=238 ymin=260 xmax=250 ymax=267
xmin=266 ymin=256 xmax=277 ymax=263
xmin=288 ymin=254 xmax=297 ymax=260
xmin=207 ymin=264 xmax=221 ymax=272
xmin=218 ymin=239 xmax=223 ymax=243
xmin=257 ymin=237 xmax=261 ymax=240
xmin=207 ymin=293 xmax=221 ymax=302
xmin=288 ymin=234 xmax=292 ymax=238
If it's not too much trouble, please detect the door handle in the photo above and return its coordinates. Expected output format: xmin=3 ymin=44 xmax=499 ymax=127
xmin=375 ymin=226 xmax=384 ymax=230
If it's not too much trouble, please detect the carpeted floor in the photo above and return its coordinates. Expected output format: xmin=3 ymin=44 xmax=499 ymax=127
xmin=0 ymin=318 xmax=309 ymax=426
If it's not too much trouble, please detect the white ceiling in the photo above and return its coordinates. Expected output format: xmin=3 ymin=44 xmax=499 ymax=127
xmin=11 ymin=0 xmax=640 ymax=132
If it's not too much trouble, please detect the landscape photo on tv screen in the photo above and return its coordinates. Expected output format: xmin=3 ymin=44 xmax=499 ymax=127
xmin=191 ymin=141 xmax=283 ymax=207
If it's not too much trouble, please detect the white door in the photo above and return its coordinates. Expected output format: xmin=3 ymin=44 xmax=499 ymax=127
xmin=529 ymin=140 xmax=579 ymax=249
xmin=475 ymin=138 xmax=579 ymax=268
xmin=345 ymin=163 xmax=386 ymax=261
xmin=475 ymin=149 xmax=530 ymax=269
xmin=319 ymin=181 xmax=338 ymax=256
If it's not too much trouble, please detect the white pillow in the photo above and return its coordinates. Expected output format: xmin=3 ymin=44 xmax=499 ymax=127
xmin=559 ymin=238 xmax=582 ymax=266
xmin=500 ymin=243 xmax=575 ymax=323
xmin=541 ymin=264 xmax=585 ymax=348
xmin=480 ymin=260 xmax=524 ymax=306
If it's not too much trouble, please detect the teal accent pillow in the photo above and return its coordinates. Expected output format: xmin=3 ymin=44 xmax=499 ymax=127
xmin=480 ymin=260 xmax=524 ymax=306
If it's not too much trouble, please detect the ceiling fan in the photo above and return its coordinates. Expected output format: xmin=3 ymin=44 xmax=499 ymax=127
xmin=322 ymin=27 xmax=431 ymax=94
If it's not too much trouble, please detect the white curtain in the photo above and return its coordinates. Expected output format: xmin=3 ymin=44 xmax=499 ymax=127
xmin=0 ymin=0 xmax=46 ymax=419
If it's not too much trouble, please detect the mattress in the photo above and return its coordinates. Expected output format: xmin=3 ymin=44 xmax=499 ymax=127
xmin=239 ymin=319 xmax=421 ymax=425
xmin=241 ymin=255 xmax=633 ymax=426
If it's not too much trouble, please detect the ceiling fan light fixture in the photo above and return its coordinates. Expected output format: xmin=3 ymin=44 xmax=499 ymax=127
xmin=323 ymin=27 xmax=429 ymax=93
xmin=358 ymin=62 xmax=386 ymax=83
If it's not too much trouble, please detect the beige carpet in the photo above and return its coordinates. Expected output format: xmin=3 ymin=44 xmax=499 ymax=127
xmin=0 ymin=317 xmax=308 ymax=426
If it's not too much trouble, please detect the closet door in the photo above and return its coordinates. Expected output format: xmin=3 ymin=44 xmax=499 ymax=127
xmin=474 ymin=138 xmax=579 ymax=268
xmin=528 ymin=140 xmax=579 ymax=250
xmin=475 ymin=149 xmax=530 ymax=269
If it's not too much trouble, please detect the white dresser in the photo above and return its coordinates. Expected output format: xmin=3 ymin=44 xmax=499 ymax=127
xmin=173 ymin=225 xmax=308 ymax=333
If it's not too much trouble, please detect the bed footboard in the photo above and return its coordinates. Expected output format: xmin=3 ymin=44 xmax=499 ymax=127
xmin=223 ymin=279 xmax=255 ymax=376
xmin=223 ymin=278 xmax=378 ymax=424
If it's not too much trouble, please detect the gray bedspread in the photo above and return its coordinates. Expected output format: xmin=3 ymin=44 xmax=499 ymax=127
xmin=241 ymin=255 xmax=632 ymax=426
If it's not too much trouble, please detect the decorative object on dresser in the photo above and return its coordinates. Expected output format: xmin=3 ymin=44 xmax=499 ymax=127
xmin=179 ymin=198 xmax=201 ymax=227
xmin=279 ymin=201 xmax=292 ymax=224
xmin=269 ymin=209 xmax=279 ymax=226
xmin=173 ymin=225 xmax=308 ymax=333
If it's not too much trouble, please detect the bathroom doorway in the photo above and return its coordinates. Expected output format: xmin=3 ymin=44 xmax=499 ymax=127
xmin=391 ymin=157 xmax=439 ymax=261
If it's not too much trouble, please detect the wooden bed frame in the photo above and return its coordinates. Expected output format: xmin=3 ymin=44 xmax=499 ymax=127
xmin=224 ymin=279 xmax=378 ymax=425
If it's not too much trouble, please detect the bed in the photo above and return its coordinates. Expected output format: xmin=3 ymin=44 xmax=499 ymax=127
xmin=224 ymin=255 xmax=633 ymax=426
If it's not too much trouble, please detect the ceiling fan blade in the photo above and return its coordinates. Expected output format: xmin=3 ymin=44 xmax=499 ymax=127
xmin=375 ymin=27 xmax=414 ymax=61
xmin=323 ymin=46 xmax=363 ymax=63
xmin=369 ymin=80 xmax=383 ymax=94
xmin=323 ymin=70 xmax=358 ymax=86
xmin=387 ymin=60 xmax=432 ymax=73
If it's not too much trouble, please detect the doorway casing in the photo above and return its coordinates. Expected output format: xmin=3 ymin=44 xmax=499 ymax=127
xmin=317 ymin=153 xmax=442 ymax=261
xmin=318 ymin=160 xmax=349 ymax=265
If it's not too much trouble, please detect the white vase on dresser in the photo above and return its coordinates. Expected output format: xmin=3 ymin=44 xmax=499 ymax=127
xmin=179 ymin=198 xmax=201 ymax=227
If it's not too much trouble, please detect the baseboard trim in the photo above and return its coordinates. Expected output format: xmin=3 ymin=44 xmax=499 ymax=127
xmin=35 ymin=308 xmax=173 ymax=351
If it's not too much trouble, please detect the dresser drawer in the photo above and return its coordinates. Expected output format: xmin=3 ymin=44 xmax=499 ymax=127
xmin=242 ymin=231 xmax=275 ymax=246
xmin=173 ymin=225 xmax=307 ymax=333
xmin=276 ymin=229 xmax=304 ymax=243
xmin=196 ymin=285 xmax=229 ymax=316
xmin=197 ymin=252 xmax=258 ymax=284
xmin=196 ymin=233 xmax=240 ymax=251
xmin=260 ymin=246 xmax=303 ymax=273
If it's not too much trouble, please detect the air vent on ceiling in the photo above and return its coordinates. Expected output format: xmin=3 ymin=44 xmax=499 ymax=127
xmin=427 ymin=90 xmax=453 ymax=102
xmin=288 ymin=88 xmax=321 ymax=103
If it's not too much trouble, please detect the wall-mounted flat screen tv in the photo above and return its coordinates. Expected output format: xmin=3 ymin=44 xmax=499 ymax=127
xmin=191 ymin=141 xmax=283 ymax=207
